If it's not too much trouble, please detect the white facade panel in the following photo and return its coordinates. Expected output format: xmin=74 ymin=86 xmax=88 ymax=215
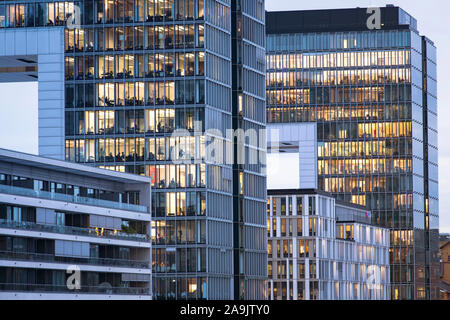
xmin=267 ymin=122 xmax=318 ymax=190
xmin=0 ymin=27 xmax=66 ymax=160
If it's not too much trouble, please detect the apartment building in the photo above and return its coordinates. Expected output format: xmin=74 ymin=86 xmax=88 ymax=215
xmin=0 ymin=148 xmax=152 ymax=299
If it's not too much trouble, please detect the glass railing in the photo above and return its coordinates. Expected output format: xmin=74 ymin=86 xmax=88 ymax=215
xmin=0 ymin=250 xmax=149 ymax=269
xmin=0 ymin=283 xmax=150 ymax=295
xmin=0 ymin=250 xmax=150 ymax=269
xmin=0 ymin=219 xmax=149 ymax=243
xmin=0 ymin=184 xmax=149 ymax=213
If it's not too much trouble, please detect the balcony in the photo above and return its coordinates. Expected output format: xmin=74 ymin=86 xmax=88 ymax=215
xmin=0 ymin=184 xmax=148 ymax=213
xmin=0 ymin=250 xmax=150 ymax=269
xmin=0 ymin=283 xmax=150 ymax=296
xmin=0 ymin=219 xmax=149 ymax=243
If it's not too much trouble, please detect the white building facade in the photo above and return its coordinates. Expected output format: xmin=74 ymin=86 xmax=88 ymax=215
xmin=267 ymin=191 xmax=390 ymax=300
xmin=0 ymin=148 xmax=152 ymax=299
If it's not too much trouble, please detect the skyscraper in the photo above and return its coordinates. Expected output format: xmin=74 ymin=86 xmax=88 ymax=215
xmin=266 ymin=6 xmax=439 ymax=299
xmin=0 ymin=0 xmax=267 ymax=299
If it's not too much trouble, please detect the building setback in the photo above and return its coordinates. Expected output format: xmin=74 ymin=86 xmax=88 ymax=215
xmin=0 ymin=148 xmax=152 ymax=299
xmin=0 ymin=0 xmax=267 ymax=299
xmin=265 ymin=6 xmax=439 ymax=299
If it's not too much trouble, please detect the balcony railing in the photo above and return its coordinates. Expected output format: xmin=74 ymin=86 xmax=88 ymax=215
xmin=0 ymin=219 xmax=149 ymax=243
xmin=0 ymin=184 xmax=148 ymax=213
xmin=0 ymin=250 xmax=150 ymax=269
xmin=0 ymin=283 xmax=150 ymax=295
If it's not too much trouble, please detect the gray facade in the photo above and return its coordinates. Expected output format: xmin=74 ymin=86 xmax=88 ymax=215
xmin=0 ymin=27 xmax=65 ymax=159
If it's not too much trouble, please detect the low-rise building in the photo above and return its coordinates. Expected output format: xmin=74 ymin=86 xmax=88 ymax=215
xmin=0 ymin=148 xmax=152 ymax=299
xmin=440 ymin=234 xmax=450 ymax=300
xmin=267 ymin=190 xmax=390 ymax=300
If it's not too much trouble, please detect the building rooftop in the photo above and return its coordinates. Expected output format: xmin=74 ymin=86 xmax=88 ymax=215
xmin=268 ymin=188 xmax=329 ymax=197
xmin=266 ymin=5 xmax=416 ymax=34
xmin=0 ymin=148 xmax=151 ymax=185
xmin=268 ymin=188 xmax=374 ymax=226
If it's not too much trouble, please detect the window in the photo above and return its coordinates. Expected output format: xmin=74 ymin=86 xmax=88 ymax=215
xmin=297 ymin=196 xmax=303 ymax=215
xmin=297 ymin=218 xmax=302 ymax=236
xmin=280 ymin=198 xmax=286 ymax=216
xmin=309 ymin=218 xmax=316 ymax=236
xmin=239 ymin=172 xmax=244 ymax=195
xmin=281 ymin=218 xmax=286 ymax=236
xmin=308 ymin=196 xmax=316 ymax=215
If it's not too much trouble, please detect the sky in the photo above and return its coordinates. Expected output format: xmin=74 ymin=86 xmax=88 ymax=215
xmin=0 ymin=0 xmax=448 ymax=232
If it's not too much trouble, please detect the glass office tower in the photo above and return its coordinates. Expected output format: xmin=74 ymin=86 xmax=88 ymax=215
xmin=231 ymin=0 xmax=267 ymax=300
xmin=0 ymin=0 xmax=267 ymax=299
xmin=266 ymin=6 xmax=439 ymax=299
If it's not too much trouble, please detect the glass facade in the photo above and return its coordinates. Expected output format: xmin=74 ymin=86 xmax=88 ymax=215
xmin=0 ymin=0 xmax=267 ymax=299
xmin=266 ymin=9 xmax=439 ymax=300
xmin=231 ymin=0 xmax=267 ymax=300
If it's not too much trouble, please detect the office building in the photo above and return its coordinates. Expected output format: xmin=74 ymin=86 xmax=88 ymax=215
xmin=267 ymin=122 xmax=390 ymax=300
xmin=266 ymin=6 xmax=439 ymax=299
xmin=0 ymin=0 xmax=267 ymax=299
xmin=267 ymin=190 xmax=390 ymax=300
xmin=0 ymin=148 xmax=152 ymax=299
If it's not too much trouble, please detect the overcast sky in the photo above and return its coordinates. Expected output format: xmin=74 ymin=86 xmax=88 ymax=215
xmin=0 ymin=0 xmax=448 ymax=232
